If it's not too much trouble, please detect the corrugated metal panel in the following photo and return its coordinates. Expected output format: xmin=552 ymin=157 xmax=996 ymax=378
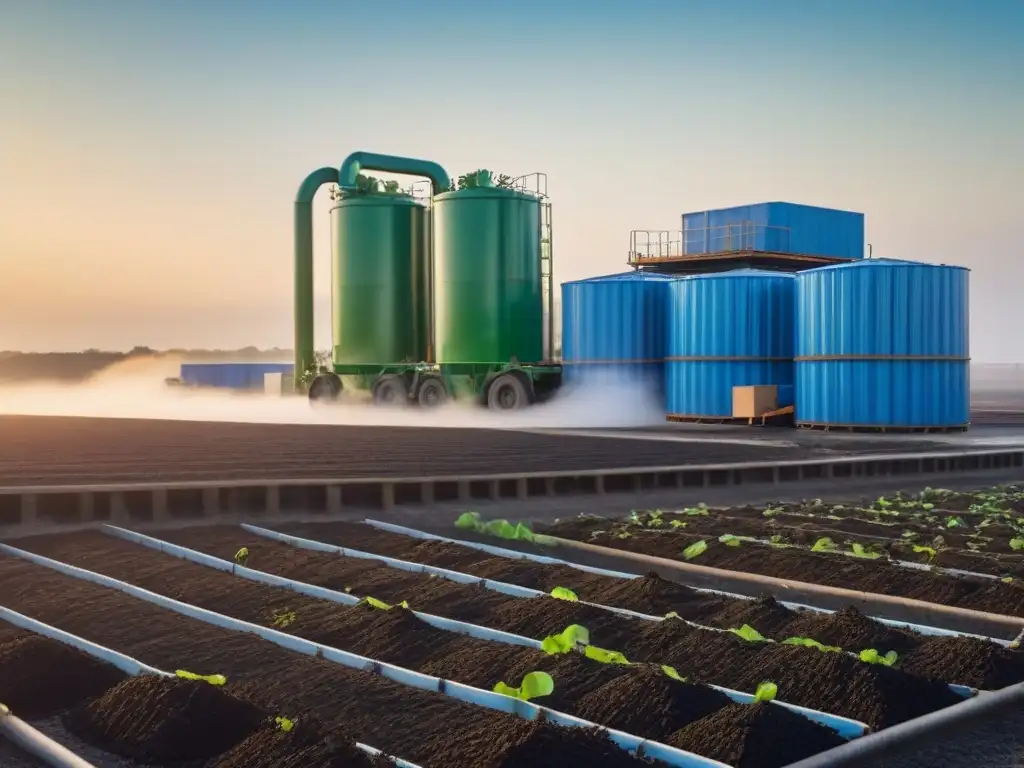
xmin=179 ymin=363 xmax=294 ymax=390
xmin=795 ymin=259 xmax=970 ymax=429
xmin=666 ymin=269 xmax=795 ymax=418
xmin=561 ymin=272 xmax=673 ymax=392
xmin=681 ymin=202 xmax=864 ymax=259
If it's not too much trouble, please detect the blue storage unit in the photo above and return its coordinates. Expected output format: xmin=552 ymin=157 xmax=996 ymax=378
xmin=179 ymin=362 xmax=294 ymax=390
xmin=666 ymin=270 xmax=795 ymax=419
xmin=682 ymin=202 xmax=865 ymax=260
xmin=795 ymin=259 xmax=970 ymax=430
xmin=561 ymin=271 xmax=674 ymax=392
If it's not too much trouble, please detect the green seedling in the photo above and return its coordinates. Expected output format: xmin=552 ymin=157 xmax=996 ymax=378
xmin=850 ymin=542 xmax=882 ymax=560
xmin=1010 ymin=538 xmax=1024 ymax=551
xmin=493 ymin=671 xmax=554 ymax=702
xmin=754 ymin=682 xmax=778 ymax=702
xmin=541 ymin=625 xmax=590 ymax=654
xmin=362 ymin=597 xmax=409 ymax=611
xmin=811 ymin=537 xmax=837 ymax=552
xmin=718 ymin=534 xmax=748 ymax=547
xmin=859 ymin=649 xmax=899 ymax=667
xmin=768 ymin=534 xmax=790 ymax=548
xmin=233 ymin=547 xmax=249 ymax=566
xmin=661 ymin=665 xmax=687 ymax=682
xmin=1001 ymin=576 xmax=1015 ymax=585
xmin=911 ymin=545 xmax=937 ymax=562
xmin=455 ymin=511 xmax=482 ymax=530
xmin=670 ymin=520 xmax=689 ymax=529
xmin=947 ymin=516 xmax=966 ymax=529
xmin=584 ymin=645 xmax=631 ymax=665
xmin=550 ymin=587 xmax=579 ymax=602
xmin=665 ymin=611 xmax=681 ymax=620
xmin=782 ymin=637 xmax=841 ymax=652
xmin=762 ymin=505 xmax=785 ymax=517
xmin=728 ymin=624 xmax=769 ymax=643
xmin=616 ymin=531 xmax=633 ymax=539
xmin=681 ymin=504 xmax=710 ymax=516
xmin=270 ymin=608 xmax=297 ymax=628
xmin=682 ymin=540 xmax=708 ymax=560
xmin=175 ymin=669 xmax=227 ymax=686
xmin=275 ymin=716 xmax=295 ymax=732
xmin=901 ymin=531 xmax=919 ymax=540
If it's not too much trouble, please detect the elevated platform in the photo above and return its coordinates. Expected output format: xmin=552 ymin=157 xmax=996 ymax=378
xmin=629 ymin=249 xmax=848 ymax=275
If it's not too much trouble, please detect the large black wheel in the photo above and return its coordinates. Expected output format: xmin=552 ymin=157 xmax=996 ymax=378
xmin=372 ymin=375 xmax=409 ymax=407
xmin=417 ymin=377 xmax=448 ymax=408
xmin=308 ymin=373 xmax=342 ymax=403
xmin=487 ymin=373 xmax=531 ymax=411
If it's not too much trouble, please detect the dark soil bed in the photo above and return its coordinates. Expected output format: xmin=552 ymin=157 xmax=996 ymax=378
xmin=0 ymin=634 xmax=127 ymax=719
xmin=150 ymin=525 xmax=1024 ymax=692
xmin=7 ymin=530 xmax=970 ymax=732
xmin=538 ymin=522 xmax=1024 ymax=618
xmin=0 ymin=554 xmax=664 ymax=768
xmin=64 ymin=675 xmax=266 ymax=763
xmin=210 ymin=715 xmax=394 ymax=767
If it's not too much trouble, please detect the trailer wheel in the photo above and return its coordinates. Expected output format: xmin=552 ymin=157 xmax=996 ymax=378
xmin=417 ymin=378 xmax=448 ymax=408
xmin=372 ymin=375 xmax=409 ymax=406
xmin=487 ymin=373 xmax=531 ymax=411
xmin=308 ymin=373 xmax=342 ymax=403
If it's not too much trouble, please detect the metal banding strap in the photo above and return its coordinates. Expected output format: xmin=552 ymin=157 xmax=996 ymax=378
xmin=665 ymin=356 xmax=791 ymax=362
xmin=561 ymin=358 xmax=663 ymax=365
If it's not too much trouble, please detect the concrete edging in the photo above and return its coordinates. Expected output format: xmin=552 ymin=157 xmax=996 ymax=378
xmin=1 ymin=446 xmax=1022 ymax=531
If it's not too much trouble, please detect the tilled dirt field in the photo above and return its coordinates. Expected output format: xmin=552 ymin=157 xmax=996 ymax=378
xmin=154 ymin=524 xmax=1024 ymax=691
xmin=0 ymin=415 xmax=954 ymax=486
xmin=0 ymin=530 xmax=985 ymax=732
xmin=0 ymin=554 xmax=663 ymax=768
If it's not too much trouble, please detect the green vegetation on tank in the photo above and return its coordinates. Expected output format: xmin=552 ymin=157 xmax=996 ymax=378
xmin=433 ymin=170 xmax=544 ymax=365
xmin=330 ymin=179 xmax=428 ymax=367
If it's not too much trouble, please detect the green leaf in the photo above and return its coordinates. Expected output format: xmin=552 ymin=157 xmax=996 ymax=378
xmin=455 ymin=511 xmax=482 ymax=530
xmin=584 ymin=645 xmax=631 ymax=665
xmin=719 ymin=534 xmax=743 ymax=547
xmin=811 ymin=537 xmax=837 ymax=552
xmin=661 ymin=665 xmax=687 ymax=682
xmin=682 ymin=540 xmax=708 ymax=560
xmin=728 ymin=624 xmax=769 ymax=643
xmin=859 ymin=648 xmax=898 ymax=666
xmin=175 ymin=669 xmax=227 ymax=686
xmin=947 ymin=516 xmax=966 ymax=529
xmin=1010 ymin=538 xmax=1024 ymax=551
xmin=275 ymin=716 xmax=295 ymax=732
xmin=1000 ymin=576 xmax=1014 ymax=585
xmin=493 ymin=671 xmax=555 ymax=701
xmin=682 ymin=505 xmax=710 ymax=516
xmin=541 ymin=624 xmax=590 ymax=654
xmin=754 ymin=682 xmax=778 ymax=702
xmin=850 ymin=542 xmax=882 ymax=559
xmin=362 ymin=597 xmax=409 ymax=611
xmin=782 ymin=636 xmax=841 ymax=652
xmin=550 ymin=587 xmax=579 ymax=602
xmin=670 ymin=520 xmax=689 ymax=528
xmin=912 ymin=544 xmax=937 ymax=561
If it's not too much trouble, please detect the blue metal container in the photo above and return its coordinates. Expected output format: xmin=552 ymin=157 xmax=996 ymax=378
xmin=561 ymin=271 xmax=674 ymax=392
xmin=666 ymin=270 xmax=796 ymax=419
xmin=795 ymin=259 xmax=970 ymax=429
xmin=179 ymin=362 xmax=294 ymax=390
xmin=682 ymin=202 xmax=864 ymax=260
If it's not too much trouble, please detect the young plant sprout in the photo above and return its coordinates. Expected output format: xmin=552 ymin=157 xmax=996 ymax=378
xmin=681 ymin=504 xmax=710 ymax=516
xmin=661 ymin=665 xmax=687 ymax=682
xmin=550 ymin=587 xmax=579 ymax=602
xmin=754 ymin=682 xmax=778 ymax=702
xmin=670 ymin=520 xmax=689 ymax=528
xmin=270 ymin=608 xmax=297 ymax=628
xmin=361 ymin=596 xmax=409 ymax=611
xmin=175 ymin=670 xmax=227 ymax=686
xmin=233 ymin=547 xmax=249 ymax=566
xmin=583 ymin=646 xmax=630 ymax=665
xmin=859 ymin=649 xmax=899 ymax=667
xmin=1010 ymin=537 xmax=1024 ymax=551
xmin=782 ymin=637 xmax=841 ymax=653
xmin=811 ymin=537 xmax=837 ymax=553
xmin=682 ymin=540 xmax=708 ymax=560
xmin=912 ymin=544 xmax=937 ymax=562
xmin=275 ymin=716 xmax=295 ymax=732
xmin=850 ymin=542 xmax=882 ymax=560
xmin=541 ymin=624 xmax=590 ymax=654
xmin=493 ymin=671 xmax=554 ymax=702
xmin=718 ymin=534 xmax=751 ymax=547
xmin=728 ymin=625 xmax=769 ymax=643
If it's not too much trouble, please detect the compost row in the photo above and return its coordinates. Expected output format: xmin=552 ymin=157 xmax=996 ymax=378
xmin=154 ymin=524 xmax=1024 ymax=691
xmin=10 ymin=530 xmax=982 ymax=733
xmin=0 ymin=555 xmax=659 ymax=768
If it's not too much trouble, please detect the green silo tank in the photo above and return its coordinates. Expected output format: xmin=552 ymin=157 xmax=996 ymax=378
xmin=330 ymin=193 xmax=428 ymax=366
xmin=432 ymin=182 xmax=543 ymax=364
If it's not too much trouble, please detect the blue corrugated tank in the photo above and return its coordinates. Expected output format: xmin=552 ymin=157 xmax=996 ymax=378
xmin=666 ymin=270 xmax=795 ymax=419
xmin=561 ymin=271 xmax=674 ymax=391
xmin=795 ymin=259 xmax=970 ymax=429
xmin=682 ymin=202 xmax=865 ymax=260
xmin=179 ymin=362 xmax=294 ymax=390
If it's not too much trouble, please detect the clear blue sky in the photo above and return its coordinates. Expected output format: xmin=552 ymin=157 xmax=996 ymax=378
xmin=1 ymin=0 xmax=1021 ymax=359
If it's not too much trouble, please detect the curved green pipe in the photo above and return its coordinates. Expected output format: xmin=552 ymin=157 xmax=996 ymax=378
xmin=294 ymin=166 xmax=340 ymax=389
xmin=338 ymin=151 xmax=451 ymax=196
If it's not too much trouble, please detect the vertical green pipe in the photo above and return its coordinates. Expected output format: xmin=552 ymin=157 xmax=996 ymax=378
xmin=294 ymin=166 xmax=340 ymax=390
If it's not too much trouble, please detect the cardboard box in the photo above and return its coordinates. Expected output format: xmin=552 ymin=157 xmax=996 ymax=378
xmin=732 ymin=385 xmax=778 ymax=418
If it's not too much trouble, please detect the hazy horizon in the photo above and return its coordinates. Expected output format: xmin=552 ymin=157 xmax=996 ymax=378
xmin=3 ymin=0 xmax=1022 ymax=360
